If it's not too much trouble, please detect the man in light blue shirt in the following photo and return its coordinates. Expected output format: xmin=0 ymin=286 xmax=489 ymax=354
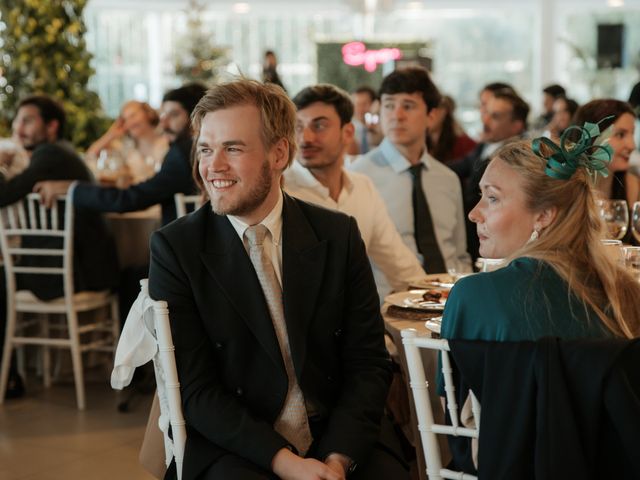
xmin=350 ymin=67 xmax=471 ymax=290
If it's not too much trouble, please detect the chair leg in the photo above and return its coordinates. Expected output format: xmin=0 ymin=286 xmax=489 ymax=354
xmin=66 ymin=310 xmax=86 ymax=410
xmin=0 ymin=307 xmax=17 ymax=403
xmin=42 ymin=314 xmax=51 ymax=388
xmin=110 ymin=295 xmax=120 ymax=349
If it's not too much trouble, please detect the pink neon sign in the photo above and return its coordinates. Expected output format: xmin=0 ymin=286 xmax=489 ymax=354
xmin=341 ymin=42 xmax=403 ymax=72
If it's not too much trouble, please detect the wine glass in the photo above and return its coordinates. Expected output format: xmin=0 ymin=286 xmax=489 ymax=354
xmin=631 ymin=202 xmax=640 ymax=244
xmin=597 ymin=199 xmax=629 ymax=240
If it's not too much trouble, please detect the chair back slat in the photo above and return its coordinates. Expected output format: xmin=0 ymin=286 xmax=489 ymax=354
xmin=402 ymin=329 xmax=480 ymax=480
xmin=174 ymin=193 xmax=203 ymax=218
xmin=0 ymin=194 xmax=73 ymax=294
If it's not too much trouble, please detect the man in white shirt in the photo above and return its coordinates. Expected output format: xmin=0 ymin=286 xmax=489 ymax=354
xmin=350 ymin=67 xmax=471 ymax=292
xmin=284 ymin=84 xmax=426 ymax=297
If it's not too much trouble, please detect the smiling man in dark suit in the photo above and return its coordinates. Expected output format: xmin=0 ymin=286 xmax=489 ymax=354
xmin=148 ymin=79 xmax=407 ymax=480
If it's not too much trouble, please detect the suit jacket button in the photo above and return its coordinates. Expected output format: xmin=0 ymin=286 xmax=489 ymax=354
xmin=235 ymin=387 xmax=243 ymax=396
xmin=215 ymin=342 xmax=223 ymax=349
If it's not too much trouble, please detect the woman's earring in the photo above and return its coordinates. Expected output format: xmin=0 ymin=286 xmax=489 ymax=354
xmin=529 ymin=229 xmax=539 ymax=242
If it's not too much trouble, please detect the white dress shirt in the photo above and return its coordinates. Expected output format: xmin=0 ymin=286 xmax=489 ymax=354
xmin=350 ymin=138 xmax=472 ymax=294
xmin=283 ymin=161 xmax=426 ymax=298
xmin=228 ymin=189 xmax=284 ymax=286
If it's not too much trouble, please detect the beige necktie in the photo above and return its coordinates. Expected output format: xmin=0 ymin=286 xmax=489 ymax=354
xmin=244 ymin=224 xmax=313 ymax=455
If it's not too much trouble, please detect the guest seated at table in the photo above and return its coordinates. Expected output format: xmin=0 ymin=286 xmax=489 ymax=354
xmin=442 ymin=134 xmax=640 ymax=344
xmin=351 ymin=67 xmax=472 ymax=288
xmin=439 ymin=130 xmax=640 ymax=476
xmin=284 ymin=84 xmax=426 ymax=298
xmin=1 ymin=95 xmax=119 ymax=399
xmin=35 ymin=83 xmax=206 ymax=226
xmin=86 ymin=100 xmax=168 ymax=184
xmin=573 ymin=99 xmax=638 ymax=210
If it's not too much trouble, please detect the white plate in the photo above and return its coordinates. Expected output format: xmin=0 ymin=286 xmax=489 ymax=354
xmin=384 ymin=290 xmax=446 ymax=311
xmin=425 ymin=316 xmax=442 ymax=334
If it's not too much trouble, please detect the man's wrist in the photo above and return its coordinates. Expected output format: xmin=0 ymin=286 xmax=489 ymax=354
xmin=324 ymin=452 xmax=356 ymax=476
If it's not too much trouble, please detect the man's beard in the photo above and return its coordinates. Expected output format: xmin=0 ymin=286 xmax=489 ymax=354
xmin=209 ymin=160 xmax=273 ymax=218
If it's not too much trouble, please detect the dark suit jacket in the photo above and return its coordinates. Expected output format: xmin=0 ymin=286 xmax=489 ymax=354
xmin=449 ymin=144 xmax=488 ymax=262
xmin=149 ymin=193 xmax=392 ymax=479
xmin=0 ymin=141 xmax=118 ymax=299
xmin=72 ymin=136 xmax=195 ymax=226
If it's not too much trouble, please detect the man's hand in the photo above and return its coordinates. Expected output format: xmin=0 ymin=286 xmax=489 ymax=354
xmin=324 ymin=453 xmax=350 ymax=478
xmin=33 ymin=180 xmax=74 ymax=208
xmin=271 ymin=448 xmax=345 ymax=480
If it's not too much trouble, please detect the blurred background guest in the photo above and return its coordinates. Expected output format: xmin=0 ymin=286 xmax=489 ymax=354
xmin=348 ymin=85 xmax=383 ymax=156
xmin=426 ymin=94 xmax=476 ymax=165
xmin=544 ymin=96 xmax=579 ymax=144
xmin=262 ymin=49 xmax=286 ymax=93
xmin=449 ymin=87 xmax=529 ymax=262
xmin=573 ymin=99 xmax=638 ymax=208
xmin=531 ymin=83 xmax=566 ymax=131
xmin=86 ymin=100 xmax=168 ymax=185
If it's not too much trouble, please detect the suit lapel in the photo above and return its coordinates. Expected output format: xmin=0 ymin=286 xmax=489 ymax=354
xmin=199 ymin=212 xmax=283 ymax=369
xmin=281 ymin=194 xmax=327 ymax=376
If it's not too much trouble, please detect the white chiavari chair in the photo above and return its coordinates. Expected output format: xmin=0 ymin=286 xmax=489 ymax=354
xmin=401 ymin=329 xmax=480 ymax=480
xmin=0 ymin=193 xmax=119 ymax=410
xmin=174 ymin=193 xmax=203 ymax=218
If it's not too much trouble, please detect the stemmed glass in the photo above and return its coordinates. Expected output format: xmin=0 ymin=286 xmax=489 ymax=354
xmin=623 ymin=246 xmax=640 ymax=283
xmin=631 ymin=202 xmax=640 ymax=244
xmin=598 ymin=199 xmax=629 ymax=240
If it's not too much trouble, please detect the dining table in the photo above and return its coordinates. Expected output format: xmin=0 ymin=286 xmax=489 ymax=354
xmin=383 ymin=276 xmax=453 ymax=480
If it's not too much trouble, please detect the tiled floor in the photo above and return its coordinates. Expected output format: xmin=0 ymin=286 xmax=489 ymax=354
xmin=0 ymin=370 xmax=155 ymax=480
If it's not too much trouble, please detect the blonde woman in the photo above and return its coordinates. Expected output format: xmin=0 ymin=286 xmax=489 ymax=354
xmin=442 ymin=134 xmax=640 ymax=342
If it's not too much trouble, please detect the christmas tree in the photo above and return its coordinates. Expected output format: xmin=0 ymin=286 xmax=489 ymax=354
xmin=0 ymin=0 xmax=109 ymax=149
xmin=175 ymin=0 xmax=229 ymax=84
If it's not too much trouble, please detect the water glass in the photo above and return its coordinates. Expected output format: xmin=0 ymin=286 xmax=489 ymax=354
xmin=598 ymin=199 xmax=629 ymax=240
xmin=631 ymin=202 xmax=640 ymax=244
xmin=623 ymin=246 xmax=640 ymax=282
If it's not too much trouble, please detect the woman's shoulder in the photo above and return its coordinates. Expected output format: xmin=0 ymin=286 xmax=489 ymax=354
xmin=452 ymin=257 xmax=543 ymax=293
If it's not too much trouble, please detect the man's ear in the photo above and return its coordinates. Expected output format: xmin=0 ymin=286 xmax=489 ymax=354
xmin=535 ymin=206 xmax=557 ymax=231
xmin=45 ymin=120 xmax=60 ymax=143
xmin=425 ymin=107 xmax=439 ymax=131
xmin=341 ymin=121 xmax=355 ymax=144
xmin=271 ymin=137 xmax=290 ymax=170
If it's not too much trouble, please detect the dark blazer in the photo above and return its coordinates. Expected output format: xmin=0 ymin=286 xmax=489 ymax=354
xmin=0 ymin=141 xmax=118 ymax=299
xmin=449 ymin=144 xmax=488 ymax=262
xmin=149 ymin=193 xmax=392 ymax=479
xmin=72 ymin=136 xmax=195 ymax=226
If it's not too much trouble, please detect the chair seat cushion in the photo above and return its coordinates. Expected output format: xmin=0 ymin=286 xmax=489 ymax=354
xmin=15 ymin=289 xmax=112 ymax=309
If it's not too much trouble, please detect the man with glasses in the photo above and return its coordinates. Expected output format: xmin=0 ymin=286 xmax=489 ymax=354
xmin=284 ymin=84 xmax=426 ymax=298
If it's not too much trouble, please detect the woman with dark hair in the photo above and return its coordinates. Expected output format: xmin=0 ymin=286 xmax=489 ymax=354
xmin=427 ymin=95 xmax=476 ymax=164
xmin=573 ymin=99 xmax=638 ymax=208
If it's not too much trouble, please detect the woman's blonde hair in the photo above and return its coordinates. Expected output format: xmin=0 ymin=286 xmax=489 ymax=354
xmin=120 ymin=100 xmax=160 ymax=127
xmin=493 ymin=140 xmax=640 ymax=338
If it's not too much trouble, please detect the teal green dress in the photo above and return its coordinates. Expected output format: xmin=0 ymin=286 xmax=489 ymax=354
xmin=441 ymin=257 xmax=611 ymax=342
xmin=437 ymin=257 xmax=611 ymax=396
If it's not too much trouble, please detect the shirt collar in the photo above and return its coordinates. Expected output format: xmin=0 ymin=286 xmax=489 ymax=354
xmin=379 ymin=137 xmax=434 ymax=174
xmin=290 ymin=160 xmax=354 ymax=196
xmin=227 ymin=189 xmax=284 ymax=246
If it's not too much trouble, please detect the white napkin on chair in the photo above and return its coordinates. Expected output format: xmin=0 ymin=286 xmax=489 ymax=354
xmin=110 ymin=292 xmax=157 ymax=389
